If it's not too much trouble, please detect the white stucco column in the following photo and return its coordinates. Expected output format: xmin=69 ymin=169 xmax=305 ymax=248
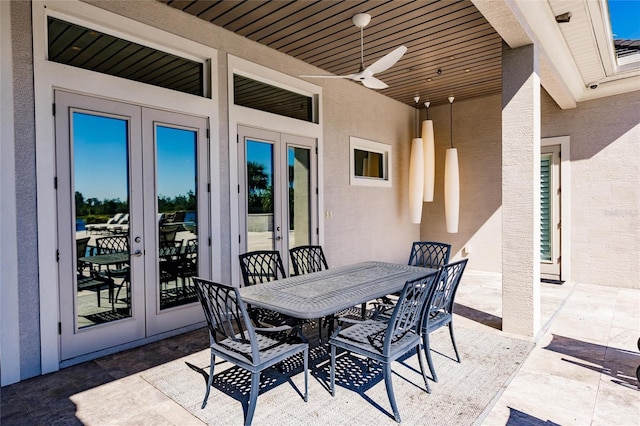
xmin=501 ymin=43 xmax=541 ymax=337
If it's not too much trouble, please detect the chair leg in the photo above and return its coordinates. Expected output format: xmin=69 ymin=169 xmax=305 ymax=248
xmin=422 ymin=332 xmax=438 ymax=382
xmin=449 ymin=322 xmax=461 ymax=363
xmin=201 ymin=351 xmax=216 ymax=409
xmin=330 ymin=345 xmax=336 ymax=397
xmin=383 ymin=362 xmax=401 ymax=423
xmin=415 ymin=344 xmax=431 ymax=393
xmin=245 ymin=371 xmax=260 ymax=426
xmin=303 ymin=347 xmax=309 ymax=402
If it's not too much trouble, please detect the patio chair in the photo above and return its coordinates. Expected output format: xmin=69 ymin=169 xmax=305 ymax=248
xmin=76 ymin=236 xmax=91 ymax=274
xmin=421 ymin=258 xmax=468 ymax=382
xmin=159 ymin=239 xmax=183 ymax=293
xmin=408 ymin=241 xmax=452 ymax=268
xmin=193 ymin=278 xmax=308 ymax=426
xmin=96 ymin=235 xmax=130 ymax=302
xmin=289 ymin=245 xmax=329 ymax=276
xmin=374 ymin=241 xmax=452 ymax=318
xmin=289 ymin=245 xmax=365 ymax=338
xmin=239 ymin=250 xmax=301 ymax=329
xmin=329 ymin=270 xmax=441 ymax=423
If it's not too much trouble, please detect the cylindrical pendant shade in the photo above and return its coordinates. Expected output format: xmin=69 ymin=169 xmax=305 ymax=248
xmin=444 ymin=148 xmax=459 ymax=233
xmin=421 ymin=120 xmax=435 ymax=202
xmin=409 ymin=137 xmax=424 ymax=224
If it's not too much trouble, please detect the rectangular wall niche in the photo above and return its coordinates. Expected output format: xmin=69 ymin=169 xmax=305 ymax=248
xmin=349 ymin=136 xmax=392 ymax=187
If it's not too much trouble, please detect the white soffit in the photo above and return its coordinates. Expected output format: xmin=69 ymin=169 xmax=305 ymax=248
xmin=474 ymin=0 xmax=640 ymax=108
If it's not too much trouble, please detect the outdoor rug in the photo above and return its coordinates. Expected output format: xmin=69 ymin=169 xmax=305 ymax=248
xmin=141 ymin=326 xmax=534 ymax=426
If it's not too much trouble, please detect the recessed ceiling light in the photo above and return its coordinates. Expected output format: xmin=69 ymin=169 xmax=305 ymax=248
xmin=71 ymin=46 xmax=81 ymax=51
xmin=427 ymin=78 xmax=433 ymax=82
xmin=465 ymin=68 xmax=470 ymax=73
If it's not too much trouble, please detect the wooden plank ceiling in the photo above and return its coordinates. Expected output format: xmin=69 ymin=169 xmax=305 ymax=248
xmin=162 ymin=0 xmax=503 ymax=106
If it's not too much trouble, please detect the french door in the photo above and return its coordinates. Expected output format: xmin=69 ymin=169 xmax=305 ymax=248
xmin=56 ymin=91 xmax=209 ymax=360
xmin=237 ymin=125 xmax=318 ymax=272
xmin=540 ymin=144 xmax=561 ymax=280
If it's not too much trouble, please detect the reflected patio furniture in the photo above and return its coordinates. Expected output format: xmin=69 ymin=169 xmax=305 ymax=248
xmin=77 ymin=272 xmax=115 ymax=310
xmin=239 ymin=250 xmax=301 ymax=329
xmin=193 ymin=278 xmax=309 ymax=426
xmin=76 ymin=236 xmax=91 ymax=274
xmin=106 ymin=213 xmax=129 ymax=234
xmin=159 ymin=223 xmax=181 ymax=243
xmin=329 ymin=270 xmax=441 ymax=423
xmin=421 ymin=259 xmax=468 ymax=382
xmin=95 ymin=235 xmax=129 ymax=302
xmin=159 ymin=240 xmax=183 ymax=302
xmin=85 ymin=212 xmax=125 ymax=235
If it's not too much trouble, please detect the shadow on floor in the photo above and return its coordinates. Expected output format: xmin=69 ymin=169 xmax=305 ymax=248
xmin=506 ymin=407 xmax=561 ymax=425
xmin=544 ymin=334 xmax=640 ymax=389
xmin=454 ymin=302 xmax=502 ymax=330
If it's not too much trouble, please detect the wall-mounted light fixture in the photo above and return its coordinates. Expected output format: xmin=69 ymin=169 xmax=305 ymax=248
xmin=444 ymin=96 xmax=459 ymax=233
xmin=409 ymin=96 xmax=424 ymax=224
xmin=422 ymin=102 xmax=435 ymax=202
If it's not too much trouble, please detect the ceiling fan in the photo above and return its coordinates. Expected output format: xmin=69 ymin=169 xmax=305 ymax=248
xmin=300 ymin=13 xmax=407 ymax=89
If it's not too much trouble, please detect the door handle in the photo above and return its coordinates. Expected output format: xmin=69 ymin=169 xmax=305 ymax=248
xmin=132 ymin=250 xmax=143 ymax=257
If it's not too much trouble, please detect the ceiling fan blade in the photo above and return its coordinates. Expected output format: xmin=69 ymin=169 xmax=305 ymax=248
xmin=299 ymin=74 xmax=354 ymax=79
xmin=361 ymin=76 xmax=388 ymax=89
xmin=365 ymin=46 xmax=407 ymax=75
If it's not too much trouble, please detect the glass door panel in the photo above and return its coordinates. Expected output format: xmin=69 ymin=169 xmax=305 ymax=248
xmin=246 ymin=140 xmax=276 ymax=252
xmin=156 ymin=125 xmax=198 ymax=310
xmin=238 ymin=126 xmax=317 ymax=276
xmin=288 ymin=146 xmax=311 ymax=249
xmin=74 ymin=112 xmax=132 ymax=328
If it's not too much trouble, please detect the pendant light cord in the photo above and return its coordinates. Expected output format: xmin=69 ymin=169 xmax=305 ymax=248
xmin=449 ymin=96 xmax=455 ymax=148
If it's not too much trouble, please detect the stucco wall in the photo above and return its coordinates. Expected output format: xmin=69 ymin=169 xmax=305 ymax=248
xmin=10 ymin=0 xmax=42 ymax=380
xmin=542 ymin=90 xmax=640 ymax=288
xmin=421 ymin=89 xmax=640 ymax=289
xmin=421 ymin=94 xmax=503 ymax=273
xmin=87 ymin=0 xmax=419 ymax=270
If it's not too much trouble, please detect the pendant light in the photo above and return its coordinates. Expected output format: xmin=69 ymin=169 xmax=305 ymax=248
xmin=409 ymin=96 xmax=424 ymax=224
xmin=422 ymin=102 xmax=435 ymax=202
xmin=444 ymin=96 xmax=459 ymax=233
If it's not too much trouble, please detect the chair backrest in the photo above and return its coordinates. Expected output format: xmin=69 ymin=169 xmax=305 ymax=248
xmin=76 ymin=236 xmax=91 ymax=267
xmin=375 ymin=270 xmax=441 ymax=354
xmin=107 ymin=213 xmax=125 ymax=225
xmin=407 ymin=241 xmax=452 ymax=268
xmin=430 ymin=258 xmax=468 ymax=316
xmin=193 ymin=277 xmax=260 ymax=362
xmin=289 ymin=245 xmax=328 ymax=275
xmin=239 ymin=250 xmax=287 ymax=285
xmin=159 ymin=239 xmax=183 ymax=261
xmin=96 ymin=235 xmax=129 ymax=254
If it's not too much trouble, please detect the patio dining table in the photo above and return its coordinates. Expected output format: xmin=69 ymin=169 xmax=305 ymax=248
xmin=239 ymin=261 xmax=436 ymax=319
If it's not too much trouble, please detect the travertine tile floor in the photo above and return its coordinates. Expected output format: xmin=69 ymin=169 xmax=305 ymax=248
xmin=1 ymin=271 xmax=638 ymax=425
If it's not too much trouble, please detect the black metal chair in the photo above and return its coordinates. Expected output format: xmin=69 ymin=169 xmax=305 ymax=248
xmin=239 ymin=250 xmax=299 ymax=328
xmin=374 ymin=241 xmax=453 ymax=318
xmin=289 ymin=245 xmax=329 ymax=276
xmin=95 ymin=235 xmax=130 ymax=303
xmin=193 ymin=278 xmax=309 ymax=426
xmin=421 ymin=258 xmax=468 ymax=382
xmin=329 ymin=270 xmax=441 ymax=423
xmin=408 ymin=241 xmax=452 ymax=268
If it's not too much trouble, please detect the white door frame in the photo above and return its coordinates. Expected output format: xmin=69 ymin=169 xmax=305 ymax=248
xmin=228 ymin=55 xmax=323 ymax=286
xmin=32 ymin=1 xmax=220 ymax=372
xmin=541 ymin=136 xmax=571 ymax=283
